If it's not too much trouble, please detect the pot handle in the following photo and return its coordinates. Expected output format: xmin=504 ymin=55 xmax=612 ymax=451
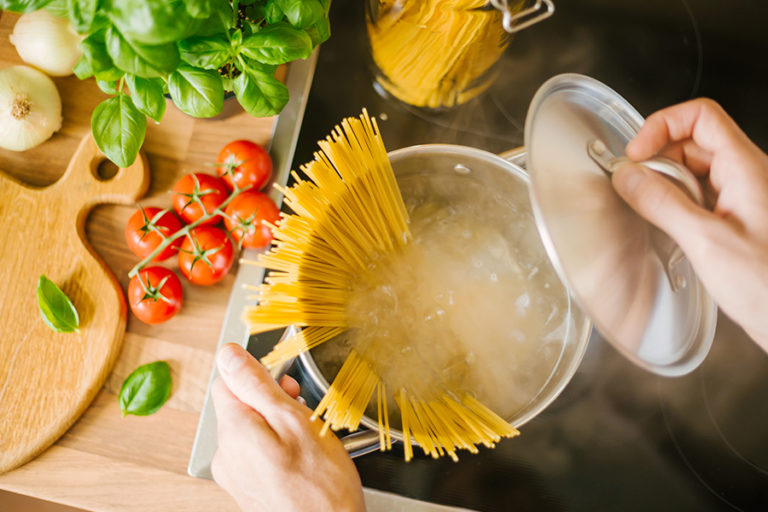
xmin=270 ymin=356 xmax=383 ymax=458
xmin=266 ymin=329 xmax=384 ymax=459
xmin=341 ymin=430 xmax=383 ymax=458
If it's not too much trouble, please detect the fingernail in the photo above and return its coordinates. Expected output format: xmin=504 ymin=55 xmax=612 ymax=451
xmin=218 ymin=344 xmax=247 ymax=373
xmin=613 ymin=163 xmax=646 ymax=194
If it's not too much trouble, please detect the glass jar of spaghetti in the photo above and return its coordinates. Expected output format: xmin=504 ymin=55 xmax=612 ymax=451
xmin=366 ymin=0 xmax=555 ymax=109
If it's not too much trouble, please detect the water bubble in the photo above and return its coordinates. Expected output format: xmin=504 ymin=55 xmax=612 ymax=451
xmin=454 ymin=163 xmax=471 ymax=174
xmin=489 ymin=273 xmax=498 ymax=282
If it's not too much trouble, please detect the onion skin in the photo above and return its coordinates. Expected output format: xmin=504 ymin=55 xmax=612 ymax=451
xmin=9 ymin=10 xmax=82 ymax=77
xmin=0 ymin=65 xmax=62 ymax=151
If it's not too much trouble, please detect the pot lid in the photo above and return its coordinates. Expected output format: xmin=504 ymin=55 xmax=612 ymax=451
xmin=524 ymin=73 xmax=717 ymax=377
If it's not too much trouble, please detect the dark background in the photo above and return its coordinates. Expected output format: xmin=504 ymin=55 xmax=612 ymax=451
xmin=273 ymin=1 xmax=768 ymax=510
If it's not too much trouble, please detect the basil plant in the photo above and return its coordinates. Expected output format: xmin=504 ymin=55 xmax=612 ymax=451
xmin=1 ymin=0 xmax=331 ymax=167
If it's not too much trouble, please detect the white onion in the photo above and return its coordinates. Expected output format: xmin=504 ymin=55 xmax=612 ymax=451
xmin=0 ymin=65 xmax=63 ymax=151
xmin=9 ymin=10 xmax=82 ymax=77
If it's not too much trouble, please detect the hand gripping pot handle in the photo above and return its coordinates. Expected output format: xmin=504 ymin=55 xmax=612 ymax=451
xmin=267 ymin=326 xmax=383 ymax=458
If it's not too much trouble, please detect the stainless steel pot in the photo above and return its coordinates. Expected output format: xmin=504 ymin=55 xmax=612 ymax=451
xmin=293 ymin=144 xmax=593 ymax=457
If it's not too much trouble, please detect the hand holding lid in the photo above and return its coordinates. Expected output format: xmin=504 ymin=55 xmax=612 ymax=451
xmin=524 ymin=74 xmax=717 ymax=376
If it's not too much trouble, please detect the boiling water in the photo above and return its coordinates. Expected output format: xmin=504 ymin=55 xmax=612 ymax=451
xmin=312 ymin=170 xmax=575 ymax=424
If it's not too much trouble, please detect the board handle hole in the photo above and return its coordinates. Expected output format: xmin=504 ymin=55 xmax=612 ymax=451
xmin=95 ymin=160 xmax=119 ymax=181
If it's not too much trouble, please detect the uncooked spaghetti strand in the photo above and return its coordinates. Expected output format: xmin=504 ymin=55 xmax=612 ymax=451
xmin=395 ymin=389 xmax=414 ymax=462
xmin=261 ymin=327 xmax=346 ymax=368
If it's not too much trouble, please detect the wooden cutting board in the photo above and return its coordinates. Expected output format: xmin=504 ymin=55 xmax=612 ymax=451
xmin=0 ymin=135 xmax=149 ymax=473
xmin=0 ymin=9 xmax=281 ymax=495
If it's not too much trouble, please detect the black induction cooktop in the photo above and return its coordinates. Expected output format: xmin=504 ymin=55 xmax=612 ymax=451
xmin=249 ymin=0 xmax=768 ymax=510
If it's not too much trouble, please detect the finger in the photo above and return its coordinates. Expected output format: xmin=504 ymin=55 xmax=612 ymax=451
xmin=216 ymin=343 xmax=300 ymax=420
xmin=656 ymin=139 xmax=713 ymax=176
xmin=279 ymin=374 xmax=301 ymax=399
xmin=627 ymin=98 xmax=747 ymax=161
xmin=612 ymin=162 xmax=717 ymax=252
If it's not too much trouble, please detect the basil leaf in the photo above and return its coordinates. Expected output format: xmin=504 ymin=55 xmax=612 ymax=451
xmin=245 ymin=3 xmax=267 ymax=25
xmin=241 ymin=23 xmax=312 ymax=65
xmin=96 ymin=79 xmax=118 ymax=94
xmin=185 ymin=0 xmax=214 ymax=19
xmin=80 ymin=31 xmax=123 ymax=81
xmin=37 ymin=275 xmax=79 ymax=333
xmin=108 ymin=0 xmax=198 ymax=45
xmin=168 ymin=65 xmax=224 ymax=118
xmin=105 ymin=25 xmax=180 ymax=79
xmin=73 ymin=55 xmax=93 ymax=79
xmin=178 ymin=35 xmax=231 ymax=70
xmin=274 ymin=0 xmax=324 ymax=29
xmin=234 ymin=68 xmax=288 ymax=117
xmin=125 ymin=75 xmax=166 ymax=122
xmin=305 ymin=15 xmax=331 ymax=47
xmin=0 ymin=0 xmax=53 ymax=14
xmin=69 ymin=0 xmax=98 ymax=33
xmin=91 ymin=94 xmax=147 ymax=167
xmin=265 ymin=0 xmax=283 ymax=24
xmin=44 ymin=0 xmax=69 ymax=17
xmin=119 ymin=361 xmax=172 ymax=417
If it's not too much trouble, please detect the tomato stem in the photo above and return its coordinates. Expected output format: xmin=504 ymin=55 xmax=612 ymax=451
xmin=128 ymin=182 xmax=247 ymax=278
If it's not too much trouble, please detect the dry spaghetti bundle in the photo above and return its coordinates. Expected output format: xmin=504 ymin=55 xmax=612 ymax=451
xmin=244 ymin=110 xmax=519 ymax=460
xmin=366 ymin=0 xmax=519 ymax=108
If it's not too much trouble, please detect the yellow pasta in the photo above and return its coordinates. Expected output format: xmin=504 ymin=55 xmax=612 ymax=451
xmin=246 ymin=109 xmax=520 ymax=460
xmin=367 ymin=0 xmax=523 ymax=108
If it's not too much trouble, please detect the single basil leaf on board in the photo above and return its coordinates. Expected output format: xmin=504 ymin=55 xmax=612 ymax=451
xmin=234 ymin=68 xmax=289 ymax=117
xmin=119 ymin=361 xmax=172 ymax=417
xmin=0 ymin=0 xmax=54 ymax=14
xmin=274 ymin=0 xmax=324 ymax=29
xmin=125 ymin=74 xmax=166 ymax=122
xmin=241 ymin=23 xmax=312 ymax=65
xmin=37 ymin=275 xmax=79 ymax=333
xmin=168 ymin=65 xmax=224 ymax=118
xmin=69 ymin=0 xmax=98 ymax=33
xmin=91 ymin=94 xmax=147 ymax=167
xmin=178 ymin=35 xmax=231 ymax=70
xmin=107 ymin=0 xmax=198 ymax=46
xmin=105 ymin=25 xmax=180 ymax=79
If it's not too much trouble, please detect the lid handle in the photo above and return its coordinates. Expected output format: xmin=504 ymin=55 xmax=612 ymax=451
xmin=588 ymin=139 xmax=704 ymax=292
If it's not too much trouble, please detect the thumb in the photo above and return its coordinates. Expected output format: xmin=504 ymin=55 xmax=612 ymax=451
xmin=611 ymin=162 xmax=709 ymax=247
